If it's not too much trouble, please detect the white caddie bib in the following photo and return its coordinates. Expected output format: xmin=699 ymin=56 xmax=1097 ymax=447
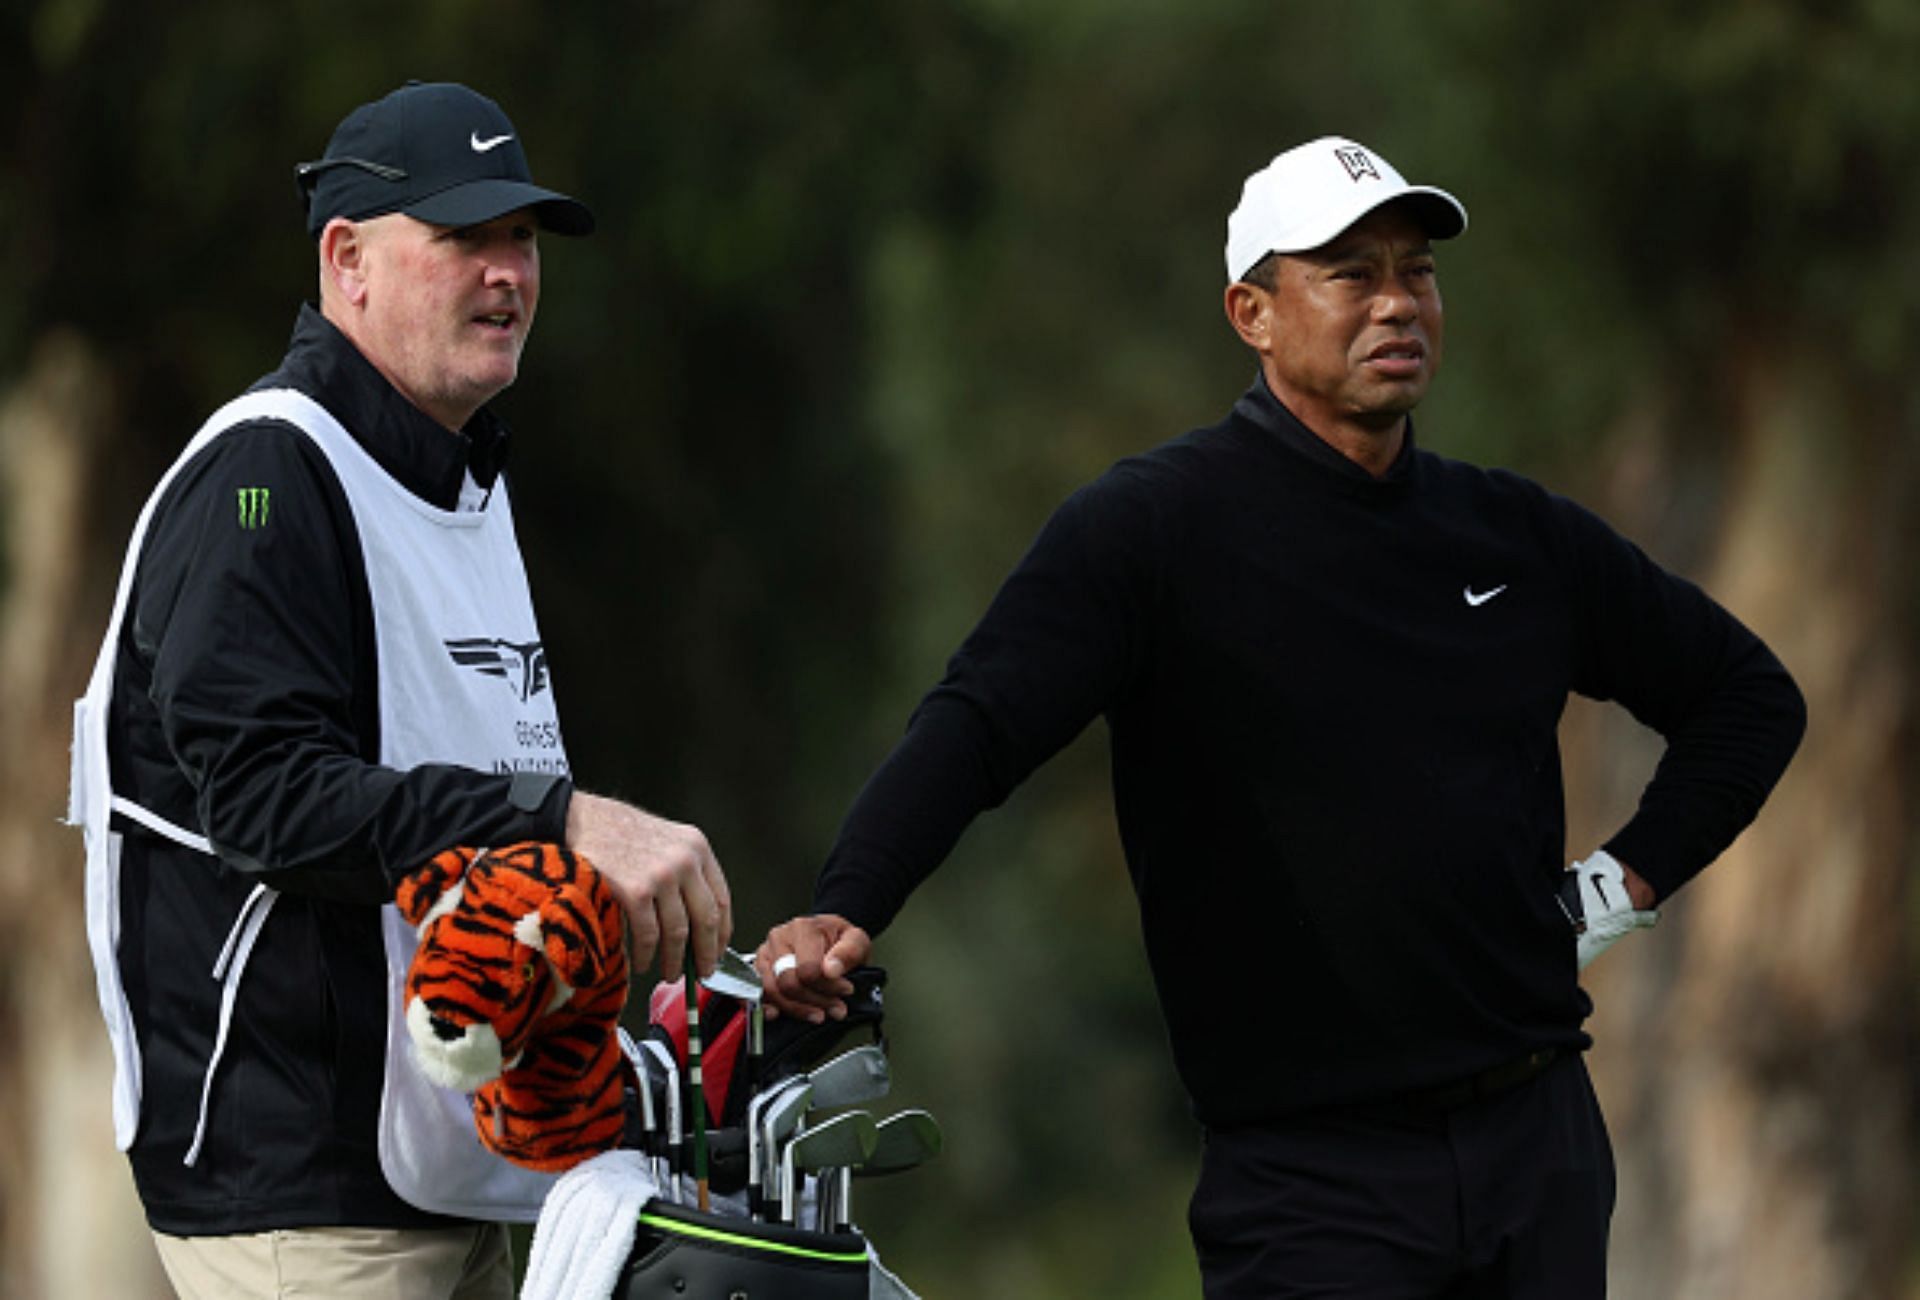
xmin=71 ymin=388 xmax=568 ymax=1220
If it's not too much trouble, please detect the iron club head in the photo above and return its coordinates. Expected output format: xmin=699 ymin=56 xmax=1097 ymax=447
xmin=860 ymin=1108 xmax=944 ymax=1176
xmin=779 ymin=1109 xmax=879 ymax=1225
xmin=803 ymin=1043 xmax=891 ymax=1110
xmin=701 ymin=947 xmax=763 ymax=1003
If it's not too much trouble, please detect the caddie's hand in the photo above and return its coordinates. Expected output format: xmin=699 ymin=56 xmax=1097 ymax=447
xmin=1557 ymin=849 xmax=1659 ymax=971
xmin=564 ymin=790 xmax=733 ymax=981
xmin=756 ymin=913 xmax=871 ymax=1025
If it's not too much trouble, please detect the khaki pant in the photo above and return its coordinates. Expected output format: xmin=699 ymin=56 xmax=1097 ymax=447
xmin=153 ymin=1223 xmax=513 ymax=1300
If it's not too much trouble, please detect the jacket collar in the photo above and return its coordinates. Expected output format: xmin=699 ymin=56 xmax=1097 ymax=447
xmin=256 ymin=303 xmax=512 ymax=510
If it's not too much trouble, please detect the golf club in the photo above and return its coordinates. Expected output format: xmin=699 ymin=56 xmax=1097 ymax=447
xmin=859 ymin=1108 xmax=944 ymax=1176
xmin=701 ymin=946 xmax=765 ymax=1107
xmin=779 ymin=1109 xmax=878 ymax=1227
xmin=821 ymin=1107 xmax=943 ymax=1231
xmin=618 ymin=1027 xmax=663 ymax=1190
xmin=800 ymin=1042 xmax=891 ymax=1110
xmin=756 ymin=1042 xmax=889 ymax=1222
xmin=758 ymin=1078 xmax=814 ymax=1222
xmin=682 ymin=952 xmax=710 ymax=1211
xmin=699 ymin=947 xmax=762 ymax=1002
xmin=743 ymin=1082 xmax=778 ymax=1220
xmin=640 ymin=1036 xmax=682 ymax=1203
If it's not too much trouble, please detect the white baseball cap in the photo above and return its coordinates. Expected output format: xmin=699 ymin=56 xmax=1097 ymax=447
xmin=1224 ymin=136 xmax=1467 ymax=281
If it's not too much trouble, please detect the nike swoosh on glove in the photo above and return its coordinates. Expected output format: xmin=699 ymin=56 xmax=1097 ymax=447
xmin=1557 ymin=849 xmax=1658 ymax=970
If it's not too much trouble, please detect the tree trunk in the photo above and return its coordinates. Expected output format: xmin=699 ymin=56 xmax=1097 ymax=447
xmin=1569 ymin=357 xmax=1915 ymax=1300
xmin=0 ymin=333 xmax=168 ymax=1298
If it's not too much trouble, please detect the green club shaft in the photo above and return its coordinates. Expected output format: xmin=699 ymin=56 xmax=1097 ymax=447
xmin=684 ymin=949 xmax=709 ymax=1210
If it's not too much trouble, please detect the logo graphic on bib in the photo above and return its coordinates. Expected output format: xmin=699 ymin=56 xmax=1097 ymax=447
xmin=446 ymin=638 xmax=550 ymax=701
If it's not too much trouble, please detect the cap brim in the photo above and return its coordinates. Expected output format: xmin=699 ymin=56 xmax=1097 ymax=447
xmin=404 ymin=180 xmax=596 ymax=236
xmin=1274 ymin=185 xmax=1467 ymax=256
xmin=1393 ymin=187 xmax=1468 ymax=242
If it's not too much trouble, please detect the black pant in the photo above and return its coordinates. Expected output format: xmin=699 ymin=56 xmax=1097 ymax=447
xmin=1189 ymin=1054 xmax=1614 ymax=1299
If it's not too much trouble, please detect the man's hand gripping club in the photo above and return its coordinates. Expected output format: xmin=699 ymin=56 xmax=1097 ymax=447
xmin=565 ymin=791 xmax=733 ymax=980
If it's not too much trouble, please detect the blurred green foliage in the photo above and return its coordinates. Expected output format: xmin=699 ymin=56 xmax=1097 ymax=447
xmin=6 ymin=1 xmax=1917 ymax=1294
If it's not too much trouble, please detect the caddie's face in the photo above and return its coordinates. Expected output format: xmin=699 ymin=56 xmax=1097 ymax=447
xmin=1254 ymin=204 xmax=1442 ymax=439
xmin=351 ymin=209 xmax=541 ymax=431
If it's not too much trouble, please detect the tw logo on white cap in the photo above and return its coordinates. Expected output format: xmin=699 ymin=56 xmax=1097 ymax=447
xmin=1334 ymin=146 xmax=1381 ymax=183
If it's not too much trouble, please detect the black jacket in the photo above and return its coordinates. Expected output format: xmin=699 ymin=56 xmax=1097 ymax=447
xmin=815 ymin=377 xmax=1806 ymax=1126
xmin=109 ymin=305 xmax=572 ymax=1233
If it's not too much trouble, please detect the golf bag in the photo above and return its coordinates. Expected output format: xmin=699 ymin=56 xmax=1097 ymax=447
xmin=617 ymin=1202 xmax=871 ymax=1300
xmin=606 ymin=964 xmax=920 ymax=1298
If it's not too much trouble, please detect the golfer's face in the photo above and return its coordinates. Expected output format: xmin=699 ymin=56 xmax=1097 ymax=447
xmin=1263 ymin=205 xmax=1442 ymax=434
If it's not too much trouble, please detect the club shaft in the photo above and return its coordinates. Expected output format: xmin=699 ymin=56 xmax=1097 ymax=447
xmin=684 ymin=951 xmax=709 ymax=1211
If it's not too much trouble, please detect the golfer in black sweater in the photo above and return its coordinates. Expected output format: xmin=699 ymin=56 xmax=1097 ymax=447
xmin=759 ymin=136 xmax=1804 ymax=1297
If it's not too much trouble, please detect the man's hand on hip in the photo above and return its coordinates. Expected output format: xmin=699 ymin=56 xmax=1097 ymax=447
xmin=564 ymin=790 xmax=732 ymax=980
xmin=1558 ymin=849 xmax=1659 ymax=971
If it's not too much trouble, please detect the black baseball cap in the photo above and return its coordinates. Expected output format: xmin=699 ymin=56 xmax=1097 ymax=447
xmin=296 ymin=81 xmax=594 ymax=239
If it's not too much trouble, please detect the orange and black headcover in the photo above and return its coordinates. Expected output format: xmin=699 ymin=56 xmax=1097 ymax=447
xmin=396 ymin=843 xmax=631 ymax=1172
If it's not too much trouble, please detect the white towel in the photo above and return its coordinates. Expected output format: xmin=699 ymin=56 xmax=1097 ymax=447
xmin=522 ymin=1150 xmax=660 ymax=1300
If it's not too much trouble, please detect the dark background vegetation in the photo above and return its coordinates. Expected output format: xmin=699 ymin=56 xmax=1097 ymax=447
xmin=2 ymin=2 xmax=1914 ymax=1295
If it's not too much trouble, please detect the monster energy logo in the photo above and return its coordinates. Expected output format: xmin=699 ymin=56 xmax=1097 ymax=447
xmin=237 ymin=487 xmax=271 ymax=529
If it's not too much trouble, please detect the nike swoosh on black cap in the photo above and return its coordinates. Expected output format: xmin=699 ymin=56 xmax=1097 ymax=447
xmin=295 ymin=80 xmax=594 ymax=239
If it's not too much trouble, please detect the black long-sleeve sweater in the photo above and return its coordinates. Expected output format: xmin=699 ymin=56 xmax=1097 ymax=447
xmin=815 ymin=377 xmax=1805 ymax=1125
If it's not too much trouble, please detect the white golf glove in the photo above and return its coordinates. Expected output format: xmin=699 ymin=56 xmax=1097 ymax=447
xmin=1557 ymin=849 xmax=1658 ymax=970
